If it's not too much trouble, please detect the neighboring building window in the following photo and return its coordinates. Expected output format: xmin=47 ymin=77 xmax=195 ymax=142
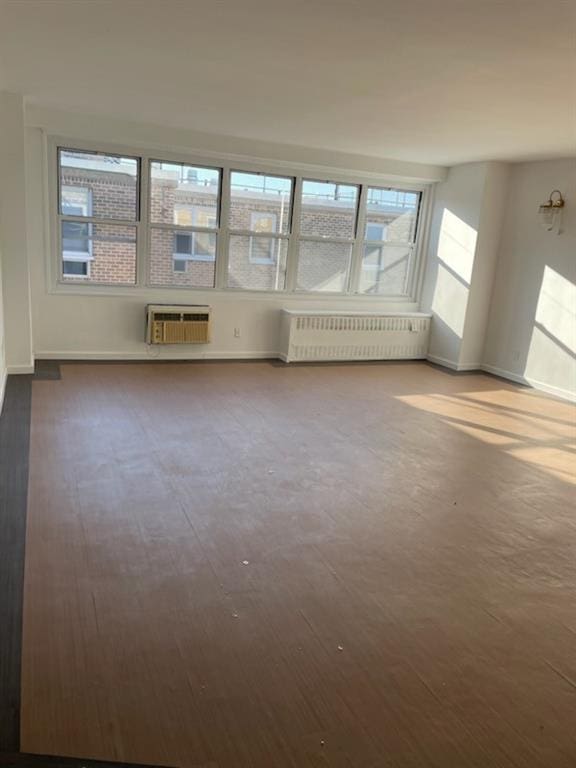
xmin=171 ymin=209 xmax=217 ymax=271
xmin=61 ymin=186 xmax=92 ymax=278
xmin=58 ymin=149 xmax=139 ymax=284
xmin=228 ymin=171 xmax=292 ymax=291
xmin=249 ymin=212 xmax=278 ymax=264
xmin=359 ymin=187 xmax=421 ymax=295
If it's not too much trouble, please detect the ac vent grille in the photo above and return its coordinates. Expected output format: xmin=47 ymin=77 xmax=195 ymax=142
xmin=146 ymin=304 xmax=211 ymax=345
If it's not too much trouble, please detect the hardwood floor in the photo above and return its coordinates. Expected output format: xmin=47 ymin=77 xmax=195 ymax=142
xmin=20 ymin=361 xmax=576 ymax=768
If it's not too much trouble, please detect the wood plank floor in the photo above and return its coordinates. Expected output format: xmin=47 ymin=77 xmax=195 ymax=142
xmin=21 ymin=361 xmax=576 ymax=768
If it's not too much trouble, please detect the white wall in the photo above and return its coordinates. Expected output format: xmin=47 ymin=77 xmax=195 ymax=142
xmin=0 ymin=92 xmax=34 ymax=373
xmin=460 ymin=162 xmax=510 ymax=367
xmin=420 ymin=162 xmax=509 ymax=370
xmin=483 ymin=158 xmax=576 ymax=401
xmin=25 ymin=112 xmax=443 ymax=361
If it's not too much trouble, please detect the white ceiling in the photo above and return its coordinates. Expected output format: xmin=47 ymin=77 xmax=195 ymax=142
xmin=1 ymin=0 xmax=574 ymax=166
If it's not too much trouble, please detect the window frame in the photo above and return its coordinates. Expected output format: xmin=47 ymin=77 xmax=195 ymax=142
xmin=48 ymin=136 xmax=432 ymax=301
xmin=295 ymin=178 xmax=361 ymax=294
xmin=56 ymin=147 xmax=141 ymax=286
xmin=357 ymin=185 xmax=423 ymax=295
xmin=149 ymin=160 xmax=221 ymax=287
xmin=226 ymin=169 xmax=294 ymax=290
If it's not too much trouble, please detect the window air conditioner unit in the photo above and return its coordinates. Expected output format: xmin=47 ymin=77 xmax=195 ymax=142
xmin=146 ymin=304 xmax=211 ymax=345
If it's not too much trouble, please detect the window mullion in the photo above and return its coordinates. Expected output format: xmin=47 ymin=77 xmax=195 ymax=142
xmin=285 ymin=176 xmax=302 ymax=292
xmin=215 ymin=167 xmax=230 ymax=289
xmin=349 ymin=184 xmax=368 ymax=294
xmin=138 ymin=156 xmax=149 ymax=288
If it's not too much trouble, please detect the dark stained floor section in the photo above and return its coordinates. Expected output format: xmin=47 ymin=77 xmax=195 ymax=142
xmin=20 ymin=361 xmax=576 ymax=767
xmin=0 ymin=375 xmax=32 ymax=751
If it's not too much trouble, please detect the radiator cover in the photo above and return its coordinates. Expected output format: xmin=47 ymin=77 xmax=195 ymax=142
xmin=279 ymin=310 xmax=431 ymax=363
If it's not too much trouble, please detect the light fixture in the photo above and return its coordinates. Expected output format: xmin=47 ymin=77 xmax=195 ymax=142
xmin=538 ymin=189 xmax=565 ymax=233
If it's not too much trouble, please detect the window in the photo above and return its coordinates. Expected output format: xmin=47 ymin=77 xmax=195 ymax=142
xmin=58 ymin=149 xmax=138 ymax=284
xmin=359 ymin=187 xmax=421 ymax=295
xmin=296 ymin=180 xmax=359 ymax=292
xmin=228 ymin=172 xmax=292 ymax=291
xmin=149 ymin=161 xmax=220 ymax=287
xmin=55 ymin=142 xmax=426 ymax=296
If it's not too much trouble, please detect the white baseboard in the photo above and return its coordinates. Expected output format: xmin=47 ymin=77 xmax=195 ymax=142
xmin=427 ymin=354 xmax=481 ymax=372
xmin=7 ymin=364 xmax=35 ymax=374
xmin=34 ymin=350 xmax=279 ymax=362
xmin=481 ymin=364 xmax=576 ymax=403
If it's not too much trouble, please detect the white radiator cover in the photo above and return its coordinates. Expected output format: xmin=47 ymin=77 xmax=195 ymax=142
xmin=279 ymin=310 xmax=431 ymax=363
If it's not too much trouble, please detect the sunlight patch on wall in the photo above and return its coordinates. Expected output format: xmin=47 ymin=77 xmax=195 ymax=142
xmin=526 ymin=266 xmax=576 ymax=390
xmin=430 ymin=209 xmax=478 ymax=338
xmin=431 ymin=264 xmax=469 ymax=337
xmin=437 ymin=209 xmax=477 ymax=285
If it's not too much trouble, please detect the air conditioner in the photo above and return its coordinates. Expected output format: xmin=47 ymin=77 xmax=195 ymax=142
xmin=146 ymin=304 xmax=211 ymax=345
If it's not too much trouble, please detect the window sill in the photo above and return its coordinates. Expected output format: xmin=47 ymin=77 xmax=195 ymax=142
xmin=49 ymin=280 xmax=418 ymax=304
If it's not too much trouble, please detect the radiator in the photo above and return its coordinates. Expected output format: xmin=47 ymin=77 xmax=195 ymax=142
xmin=279 ymin=310 xmax=431 ymax=362
xmin=146 ymin=304 xmax=211 ymax=345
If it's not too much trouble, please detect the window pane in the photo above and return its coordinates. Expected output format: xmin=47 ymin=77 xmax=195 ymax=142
xmin=230 ymin=172 xmax=292 ymax=235
xmin=62 ymin=220 xmax=91 ymax=254
xmin=228 ymin=235 xmax=287 ymax=291
xmin=150 ymin=162 xmax=220 ymax=226
xmin=359 ymin=244 xmax=412 ymax=295
xmin=63 ymin=260 xmax=88 ymax=277
xmin=365 ymin=188 xmax=420 ymax=242
xmin=300 ymin=180 xmax=358 ymax=239
xmin=60 ymin=223 xmax=136 ymax=283
xmin=149 ymin=228 xmax=216 ymax=288
xmin=59 ymin=150 xmax=138 ymax=221
xmin=296 ymin=240 xmax=352 ymax=292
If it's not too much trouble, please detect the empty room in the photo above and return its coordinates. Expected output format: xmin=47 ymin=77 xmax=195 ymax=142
xmin=0 ymin=1 xmax=575 ymax=767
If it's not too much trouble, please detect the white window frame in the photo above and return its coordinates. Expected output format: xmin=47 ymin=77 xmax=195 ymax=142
xmin=149 ymin=160 xmax=221 ymax=286
xmin=47 ymin=136 xmax=433 ymax=301
xmin=227 ymin=170 xmax=294 ymax=290
xmin=296 ymin=179 xmax=360 ymax=294
xmin=56 ymin=147 xmax=140 ymax=286
xmin=358 ymin=186 xmax=423 ymax=294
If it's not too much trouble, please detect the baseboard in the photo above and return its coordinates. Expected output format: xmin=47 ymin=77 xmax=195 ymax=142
xmin=6 ymin=364 xmax=35 ymax=374
xmin=427 ymin=354 xmax=481 ymax=372
xmin=34 ymin=350 xmax=279 ymax=362
xmin=481 ymin=364 xmax=576 ymax=403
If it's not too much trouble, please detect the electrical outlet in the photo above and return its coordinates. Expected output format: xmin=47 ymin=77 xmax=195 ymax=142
xmin=234 ymin=327 xmax=241 ymax=338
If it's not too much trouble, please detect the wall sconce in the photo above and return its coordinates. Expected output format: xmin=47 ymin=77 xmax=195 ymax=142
xmin=538 ymin=189 xmax=565 ymax=234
